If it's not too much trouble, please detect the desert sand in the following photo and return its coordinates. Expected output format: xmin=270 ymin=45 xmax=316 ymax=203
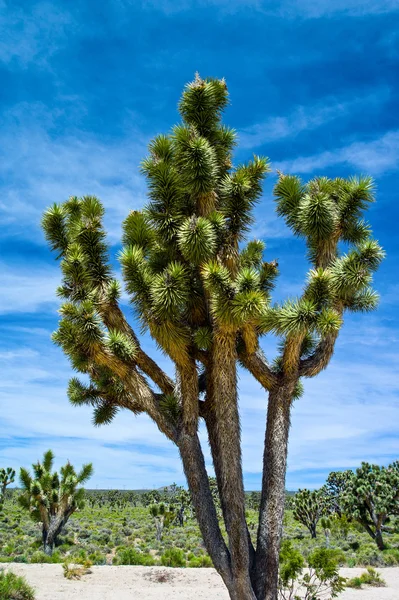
xmin=4 ymin=564 xmax=399 ymax=599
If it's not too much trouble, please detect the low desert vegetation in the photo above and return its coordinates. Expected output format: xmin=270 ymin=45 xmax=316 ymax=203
xmin=1 ymin=463 xmax=399 ymax=579
xmin=345 ymin=567 xmax=386 ymax=589
xmin=0 ymin=569 xmax=35 ymax=600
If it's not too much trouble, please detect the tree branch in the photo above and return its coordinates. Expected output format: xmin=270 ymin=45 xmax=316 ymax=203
xmin=98 ymin=299 xmax=175 ymax=395
xmin=239 ymin=347 xmax=278 ymax=391
xmin=299 ymin=332 xmax=339 ymax=377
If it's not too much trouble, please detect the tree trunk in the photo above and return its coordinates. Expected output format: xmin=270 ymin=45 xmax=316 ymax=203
xmin=178 ymin=432 xmax=234 ymax=593
xmin=255 ymin=384 xmax=294 ymax=600
xmin=204 ymin=405 xmax=256 ymax=589
xmin=208 ymin=330 xmax=256 ymax=600
xmin=42 ymin=526 xmax=53 ymax=556
xmin=375 ymin=528 xmax=385 ymax=550
xmin=42 ymin=512 xmax=73 ymax=555
xmin=310 ymin=523 xmax=317 ymax=539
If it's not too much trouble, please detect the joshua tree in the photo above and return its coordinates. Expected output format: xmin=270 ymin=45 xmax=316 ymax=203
xmin=149 ymin=502 xmax=175 ymax=541
xmin=324 ymin=470 xmax=353 ymax=517
xmin=292 ymin=489 xmax=328 ymax=538
xmin=19 ymin=450 xmax=93 ymax=554
xmin=0 ymin=468 xmax=15 ymax=503
xmin=42 ymin=75 xmax=384 ymax=599
xmin=341 ymin=462 xmax=399 ymax=550
xmin=169 ymin=485 xmax=192 ymax=525
xmin=319 ymin=517 xmax=332 ymax=548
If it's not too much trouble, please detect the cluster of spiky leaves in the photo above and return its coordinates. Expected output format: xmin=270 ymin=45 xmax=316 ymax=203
xmin=292 ymin=488 xmax=329 ymax=536
xmin=340 ymin=462 xmax=399 ymax=528
xmin=119 ymin=76 xmax=274 ymax=367
xmin=324 ymin=470 xmax=354 ymax=516
xmin=272 ymin=175 xmax=383 ymax=338
xmin=42 ymin=74 xmax=384 ymax=430
xmin=18 ymin=450 xmax=93 ymax=523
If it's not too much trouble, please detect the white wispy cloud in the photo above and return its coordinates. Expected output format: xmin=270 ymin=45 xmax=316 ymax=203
xmin=0 ymin=101 xmax=149 ymax=244
xmin=141 ymin=0 xmax=399 ymax=17
xmin=275 ymin=130 xmax=399 ymax=176
xmin=239 ymin=91 xmax=389 ymax=149
xmin=278 ymin=0 xmax=399 ymax=18
xmin=0 ymin=263 xmax=60 ymax=314
xmin=0 ymin=1 xmax=73 ymax=67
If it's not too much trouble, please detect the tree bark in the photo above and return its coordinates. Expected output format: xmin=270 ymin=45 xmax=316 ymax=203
xmin=310 ymin=523 xmax=317 ymax=539
xmin=208 ymin=330 xmax=256 ymax=600
xmin=255 ymin=384 xmax=294 ymax=600
xmin=42 ymin=511 xmax=74 ymax=555
xmin=375 ymin=528 xmax=385 ymax=550
xmin=204 ymin=402 xmax=256 ymax=596
xmin=178 ymin=432 xmax=234 ymax=593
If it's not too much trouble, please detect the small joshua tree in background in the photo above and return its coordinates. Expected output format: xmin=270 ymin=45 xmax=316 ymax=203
xmin=341 ymin=461 xmax=399 ymax=550
xmin=324 ymin=470 xmax=353 ymax=517
xmin=170 ymin=485 xmax=192 ymax=526
xmin=0 ymin=467 xmax=15 ymax=507
xmin=18 ymin=450 xmax=93 ymax=554
xmin=292 ymin=489 xmax=328 ymax=539
xmin=149 ymin=502 xmax=175 ymax=541
xmin=320 ymin=516 xmax=332 ymax=548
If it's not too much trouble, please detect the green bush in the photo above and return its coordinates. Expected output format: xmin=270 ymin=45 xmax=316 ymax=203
xmin=278 ymin=542 xmax=346 ymax=599
xmin=114 ymin=547 xmax=156 ymax=566
xmin=356 ymin=544 xmax=385 ymax=566
xmin=187 ymin=554 xmax=213 ymax=567
xmin=29 ymin=551 xmax=52 ymax=564
xmin=160 ymin=547 xmax=186 ymax=567
xmin=0 ymin=570 xmax=35 ymax=599
xmin=88 ymin=551 xmax=107 ymax=565
xmin=346 ymin=567 xmax=385 ymax=589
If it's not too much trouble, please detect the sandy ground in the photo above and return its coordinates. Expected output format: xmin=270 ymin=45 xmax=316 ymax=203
xmin=3 ymin=564 xmax=399 ymax=599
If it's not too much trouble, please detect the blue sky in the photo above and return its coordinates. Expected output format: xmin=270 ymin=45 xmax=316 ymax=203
xmin=0 ymin=0 xmax=398 ymax=490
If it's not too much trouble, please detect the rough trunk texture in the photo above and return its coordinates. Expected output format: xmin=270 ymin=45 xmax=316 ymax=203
xmin=209 ymin=330 xmax=256 ymax=600
xmin=310 ymin=523 xmax=317 ymax=539
xmin=178 ymin=432 xmax=234 ymax=593
xmin=42 ymin=510 xmax=74 ymax=555
xmin=204 ymin=405 xmax=256 ymax=598
xmin=375 ymin=528 xmax=385 ymax=551
xmin=255 ymin=384 xmax=294 ymax=600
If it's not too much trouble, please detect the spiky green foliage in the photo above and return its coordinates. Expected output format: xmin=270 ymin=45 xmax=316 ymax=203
xmin=0 ymin=468 xmax=15 ymax=505
xmin=324 ymin=470 xmax=354 ymax=517
xmin=341 ymin=462 xmax=399 ymax=549
xmin=292 ymin=488 xmax=329 ymax=538
xmin=18 ymin=451 xmax=93 ymax=554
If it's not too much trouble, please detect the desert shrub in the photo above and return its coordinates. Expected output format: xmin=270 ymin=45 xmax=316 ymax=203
xmin=62 ymin=558 xmax=92 ymax=580
xmin=187 ymin=553 xmax=213 ymax=567
xmin=30 ymin=551 xmax=53 ymax=564
xmin=114 ymin=547 xmax=156 ymax=566
xmin=0 ymin=570 xmax=35 ymax=600
xmin=88 ymin=551 xmax=107 ymax=565
xmin=355 ymin=543 xmax=384 ymax=566
xmin=346 ymin=567 xmax=385 ymax=588
xmin=278 ymin=542 xmax=346 ymax=600
xmin=160 ymin=547 xmax=186 ymax=567
xmin=12 ymin=555 xmax=28 ymax=564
